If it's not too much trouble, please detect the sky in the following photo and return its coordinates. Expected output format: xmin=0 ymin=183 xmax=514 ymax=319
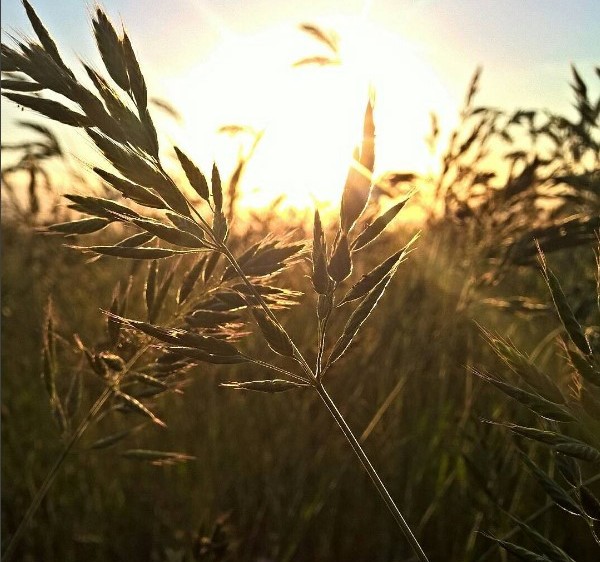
xmin=2 ymin=0 xmax=599 ymax=210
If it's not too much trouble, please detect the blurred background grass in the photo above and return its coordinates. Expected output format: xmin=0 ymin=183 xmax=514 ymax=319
xmin=2 ymin=217 xmax=598 ymax=561
xmin=1 ymin=15 xmax=599 ymax=560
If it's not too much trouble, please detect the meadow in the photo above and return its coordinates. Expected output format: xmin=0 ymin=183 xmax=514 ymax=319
xmin=2 ymin=3 xmax=600 ymax=561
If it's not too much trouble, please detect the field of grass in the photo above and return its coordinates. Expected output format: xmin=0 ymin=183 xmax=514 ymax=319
xmin=2 ymin=3 xmax=599 ymax=561
xmin=2 ymin=221 xmax=598 ymax=561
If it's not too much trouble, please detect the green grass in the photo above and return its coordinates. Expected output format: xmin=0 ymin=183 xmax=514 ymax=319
xmin=2 ymin=3 xmax=599 ymax=561
xmin=3 ymin=219 xmax=597 ymax=561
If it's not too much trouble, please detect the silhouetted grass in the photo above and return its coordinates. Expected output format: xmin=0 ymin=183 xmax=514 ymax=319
xmin=2 ymin=3 xmax=599 ymax=562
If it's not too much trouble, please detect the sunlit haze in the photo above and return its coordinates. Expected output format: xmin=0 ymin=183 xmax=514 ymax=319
xmin=164 ymin=17 xmax=454 ymax=210
xmin=2 ymin=0 xmax=599 ymax=213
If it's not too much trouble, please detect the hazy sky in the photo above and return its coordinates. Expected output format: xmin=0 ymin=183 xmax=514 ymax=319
xmin=2 ymin=0 xmax=599 ymax=208
xmin=3 ymin=0 xmax=598 ymax=107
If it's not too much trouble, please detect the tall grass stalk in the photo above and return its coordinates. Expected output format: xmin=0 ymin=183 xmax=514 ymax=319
xmin=214 ymin=222 xmax=430 ymax=561
xmin=316 ymin=382 xmax=429 ymax=561
xmin=1 ymin=3 xmax=430 ymax=560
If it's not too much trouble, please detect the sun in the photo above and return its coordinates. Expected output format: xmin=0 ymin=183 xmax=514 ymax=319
xmin=163 ymin=16 xmax=456 ymax=213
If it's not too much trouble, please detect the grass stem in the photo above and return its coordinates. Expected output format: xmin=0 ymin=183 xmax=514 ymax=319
xmin=2 ymin=387 xmax=112 ymax=562
xmin=315 ymin=382 xmax=430 ymax=562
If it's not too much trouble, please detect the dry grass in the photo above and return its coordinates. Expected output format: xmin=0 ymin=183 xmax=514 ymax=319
xmin=2 ymin=4 xmax=428 ymax=561
xmin=2 ymin=3 xmax=599 ymax=562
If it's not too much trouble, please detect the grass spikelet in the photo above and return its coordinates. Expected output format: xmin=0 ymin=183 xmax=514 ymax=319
xmin=509 ymin=515 xmax=577 ymax=562
xmin=132 ymin=217 xmax=205 ymax=248
xmin=22 ymin=0 xmax=66 ymax=70
xmin=340 ymin=99 xmax=375 ymax=233
xmin=298 ymin=23 xmax=339 ymax=54
xmin=211 ymin=163 xmax=223 ymax=212
xmin=121 ymin=449 xmax=196 ymax=466
xmin=65 ymin=194 xmax=141 ymax=220
xmin=3 ymin=93 xmax=88 ymax=126
xmin=47 ymin=218 xmax=110 ymax=236
xmin=122 ymin=32 xmax=147 ymax=109
xmin=481 ymin=328 xmax=566 ymax=404
xmin=328 ymin=233 xmax=352 ymax=282
xmin=352 ymin=199 xmax=409 ymax=251
xmin=174 ymin=146 xmax=210 ymax=201
xmin=166 ymin=346 xmax=248 ymax=364
xmin=360 ymin=97 xmax=375 ymax=172
xmin=480 ymin=533 xmax=554 ymax=562
xmin=114 ymin=232 xmax=155 ymax=248
xmin=212 ymin=209 xmax=229 ymax=243
xmin=73 ymin=245 xmax=186 ymax=259
xmin=222 ymin=238 xmax=305 ymax=280
xmin=114 ymin=390 xmax=166 ymax=428
xmin=165 ymin=211 xmax=208 ymax=240
xmin=177 ymin=256 xmax=206 ymax=304
xmin=126 ymin=317 xmax=241 ymax=358
xmin=471 ymin=369 xmax=574 ymax=422
xmin=221 ymin=379 xmax=307 ymax=393
xmin=251 ymin=307 xmax=295 ymax=358
xmin=95 ymin=168 xmax=165 ymax=209
xmin=519 ymin=454 xmax=584 ymax=519
xmin=340 ymin=147 xmax=371 ymax=234
xmin=0 ymin=78 xmax=43 ymax=91
xmin=539 ymin=248 xmax=592 ymax=356
xmin=311 ymin=209 xmax=329 ymax=294
xmin=493 ymin=422 xmax=600 ymax=463
xmin=98 ymin=352 xmax=126 ymax=372
xmin=120 ymin=449 xmax=195 ymax=466
xmin=86 ymin=129 xmax=190 ymax=216
xmin=89 ymin=428 xmax=136 ymax=450
xmin=92 ymin=8 xmax=129 ymax=91
xmin=327 ymin=262 xmax=398 ymax=366
xmin=562 ymin=342 xmax=600 ymax=387
xmin=338 ymin=238 xmax=415 ymax=306
xmin=185 ymin=309 xmax=240 ymax=329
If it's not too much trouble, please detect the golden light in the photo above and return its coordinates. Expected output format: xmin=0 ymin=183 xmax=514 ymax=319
xmin=164 ymin=16 xmax=457 ymax=213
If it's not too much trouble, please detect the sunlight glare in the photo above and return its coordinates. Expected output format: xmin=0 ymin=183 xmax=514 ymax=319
xmin=165 ymin=16 xmax=456 ymax=213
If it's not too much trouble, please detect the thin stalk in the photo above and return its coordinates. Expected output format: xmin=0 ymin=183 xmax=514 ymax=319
xmin=281 ymin=376 xmax=408 ymax=562
xmin=476 ymin=472 xmax=600 ymax=562
xmin=245 ymin=356 xmax=310 ymax=384
xmin=218 ymin=238 xmax=428 ymax=558
xmin=2 ymin=387 xmax=112 ymax=562
xmin=315 ymin=291 xmax=334 ymax=378
xmin=2 ymin=342 xmax=149 ymax=562
xmin=315 ymin=382 xmax=430 ymax=562
xmin=315 ymin=315 xmax=323 ymax=374
xmin=218 ymin=243 xmax=316 ymax=382
xmin=187 ymin=197 xmax=314 ymax=383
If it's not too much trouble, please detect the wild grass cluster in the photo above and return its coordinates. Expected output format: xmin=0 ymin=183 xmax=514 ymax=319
xmin=2 ymin=2 xmax=599 ymax=561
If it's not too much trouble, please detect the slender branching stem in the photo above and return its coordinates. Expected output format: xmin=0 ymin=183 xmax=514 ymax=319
xmin=218 ymin=243 xmax=316 ymax=382
xmin=2 ymin=343 xmax=148 ymax=562
xmin=245 ymin=356 xmax=309 ymax=384
xmin=216 ymin=240 xmax=429 ymax=559
xmin=315 ymin=382 xmax=431 ymax=562
xmin=188 ymin=202 xmax=215 ymax=238
xmin=2 ymin=387 xmax=112 ymax=562
xmin=315 ymin=291 xmax=334 ymax=379
xmin=476 ymin=472 xmax=600 ymax=562
xmin=315 ymin=316 xmax=323 ymax=374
